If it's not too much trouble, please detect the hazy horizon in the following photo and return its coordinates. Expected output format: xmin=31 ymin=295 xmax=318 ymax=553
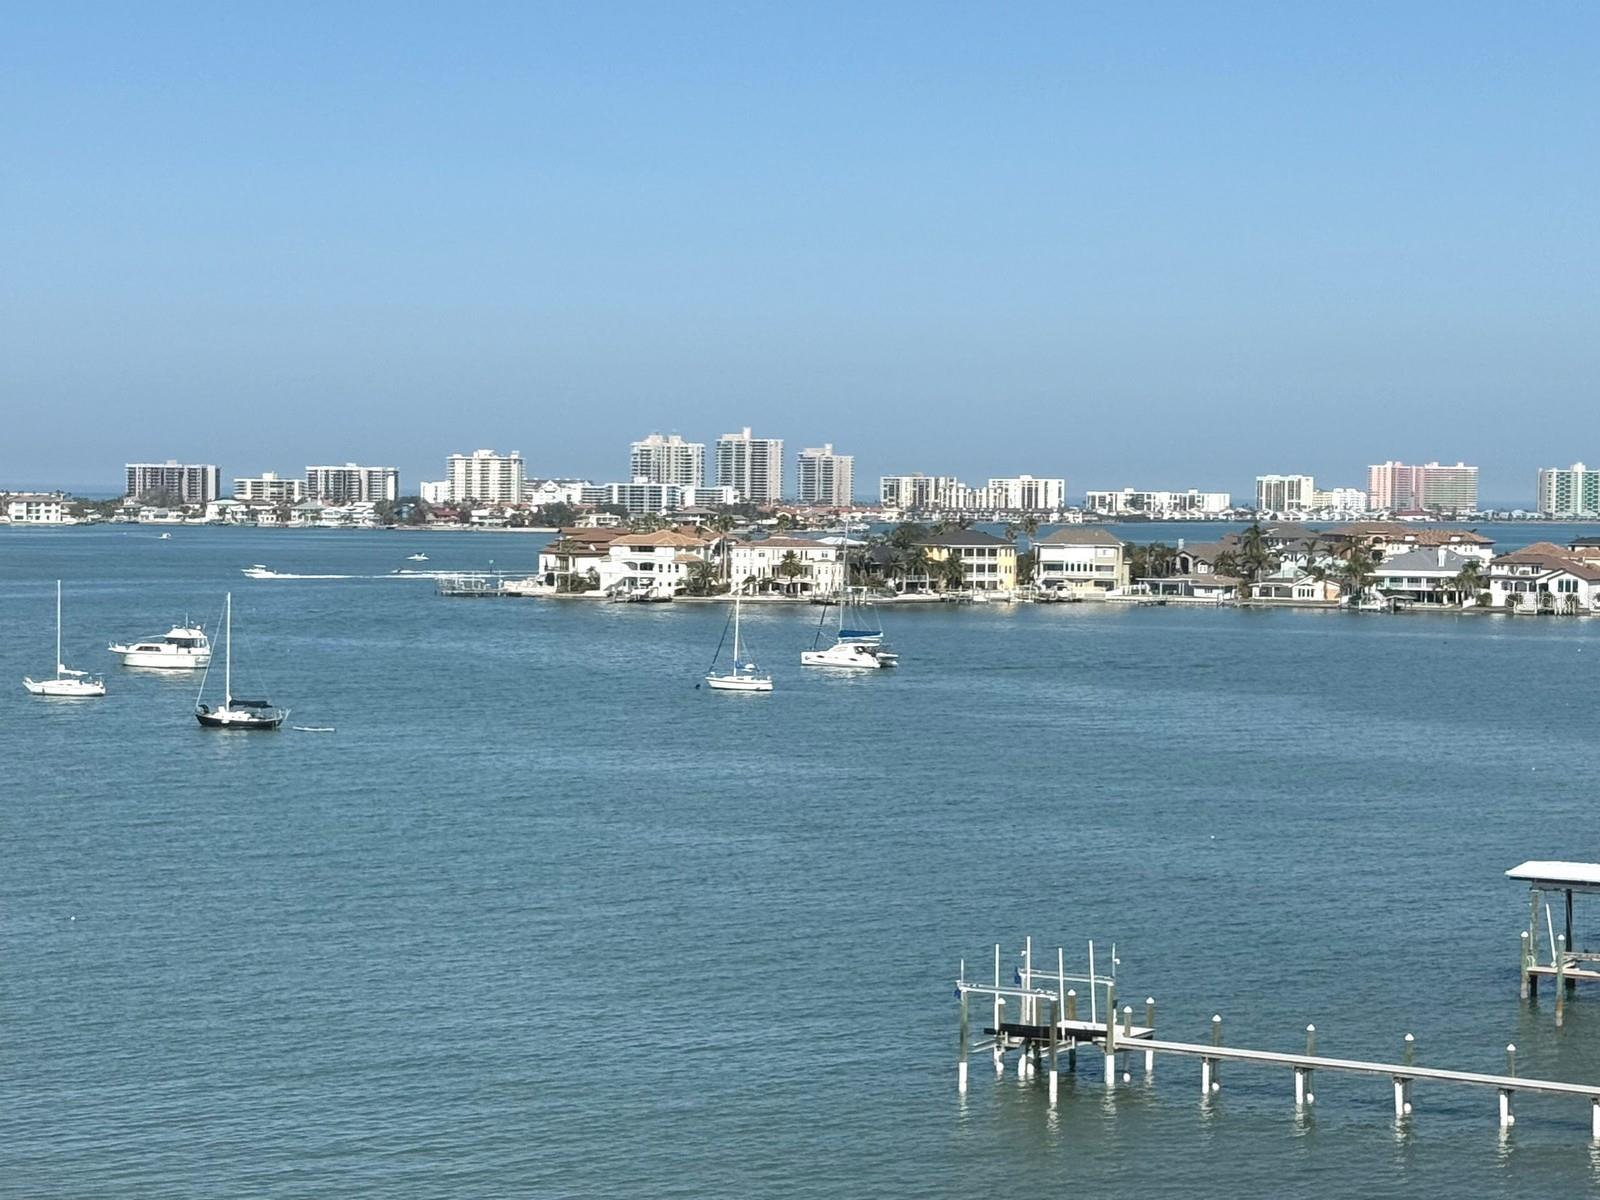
xmin=4 ymin=4 xmax=1596 ymax=503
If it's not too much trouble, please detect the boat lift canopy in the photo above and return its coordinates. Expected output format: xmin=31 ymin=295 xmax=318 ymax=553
xmin=1506 ymin=861 xmax=1600 ymax=896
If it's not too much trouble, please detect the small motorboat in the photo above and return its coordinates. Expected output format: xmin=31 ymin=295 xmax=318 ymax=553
xmin=407 ymin=553 xmax=429 ymax=561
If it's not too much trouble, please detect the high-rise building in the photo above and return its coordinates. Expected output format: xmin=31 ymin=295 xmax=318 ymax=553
xmin=629 ymin=433 xmax=705 ymax=488
xmin=1255 ymin=474 xmax=1316 ymax=512
xmin=305 ymin=463 xmax=400 ymax=504
xmin=983 ymin=475 xmax=1065 ymax=512
xmin=879 ymin=474 xmax=962 ymax=511
xmin=234 ymin=472 xmax=305 ymax=503
xmin=126 ymin=461 xmax=221 ymax=505
xmin=1536 ymin=464 xmax=1600 ymax=517
xmin=1084 ymin=488 xmax=1232 ymax=517
xmin=715 ymin=427 xmax=783 ymax=503
xmin=1367 ymin=461 xmax=1478 ymax=514
xmin=795 ymin=444 xmax=854 ymax=506
xmin=1312 ymin=486 xmax=1367 ymax=511
xmin=447 ymin=449 xmax=525 ymax=504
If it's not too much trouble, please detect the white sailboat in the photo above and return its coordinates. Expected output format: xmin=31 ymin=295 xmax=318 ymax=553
xmin=194 ymin=593 xmax=288 ymax=729
xmin=801 ymin=586 xmax=898 ymax=670
xmin=704 ymin=591 xmax=773 ymax=692
xmin=23 ymin=581 xmax=107 ymax=697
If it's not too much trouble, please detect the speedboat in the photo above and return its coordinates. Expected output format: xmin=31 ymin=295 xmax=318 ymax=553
xmin=23 ymin=581 xmax=107 ymax=698
xmin=109 ymin=625 xmax=211 ymax=669
xmin=407 ymin=553 xmax=429 ymax=561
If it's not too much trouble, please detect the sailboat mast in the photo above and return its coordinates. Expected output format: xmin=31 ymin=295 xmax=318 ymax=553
xmin=224 ymin=592 xmax=232 ymax=706
xmin=55 ymin=580 xmax=63 ymax=678
xmin=732 ymin=591 xmax=741 ymax=663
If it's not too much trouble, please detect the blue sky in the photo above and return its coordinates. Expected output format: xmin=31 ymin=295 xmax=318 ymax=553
xmin=2 ymin=2 xmax=1596 ymax=502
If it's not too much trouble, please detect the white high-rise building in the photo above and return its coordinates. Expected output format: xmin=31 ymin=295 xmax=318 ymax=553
xmin=1367 ymin=461 xmax=1478 ymax=514
xmin=1536 ymin=464 xmax=1600 ymax=517
xmin=1255 ymin=474 xmax=1316 ymax=512
xmin=447 ymin=450 xmax=525 ymax=504
xmin=419 ymin=480 xmax=450 ymax=505
xmin=715 ymin=427 xmax=783 ymax=503
xmin=630 ymin=433 xmax=705 ymax=488
xmin=234 ymin=472 xmax=305 ymax=503
xmin=305 ymin=463 xmax=399 ymax=504
xmin=126 ymin=461 xmax=221 ymax=505
xmin=795 ymin=444 xmax=854 ymax=506
xmin=1084 ymin=488 xmax=1231 ymax=517
xmin=984 ymin=475 xmax=1065 ymax=512
xmin=879 ymin=474 xmax=962 ymax=511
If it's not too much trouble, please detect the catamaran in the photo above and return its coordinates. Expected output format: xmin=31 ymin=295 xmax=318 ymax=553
xmin=194 ymin=593 xmax=288 ymax=729
xmin=801 ymin=587 xmax=898 ymax=670
xmin=705 ymin=591 xmax=773 ymax=692
xmin=23 ymin=581 xmax=107 ymax=697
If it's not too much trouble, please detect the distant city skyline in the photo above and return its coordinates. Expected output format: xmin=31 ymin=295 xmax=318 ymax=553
xmin=3 ymin=5 xmax=1596 ymax=505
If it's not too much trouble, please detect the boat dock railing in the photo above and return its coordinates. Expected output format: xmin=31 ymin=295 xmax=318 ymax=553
xmin=959 ymin=936 xmax=1600 ymax=1136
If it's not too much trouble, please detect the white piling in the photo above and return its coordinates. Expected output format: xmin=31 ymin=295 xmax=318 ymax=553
xmin=1499 ymin=1089 xmax=1514 ymax=1128
xmin=1201 ymin=1056 xmax=1213 ymax=1097
xmin=1591 ymin=1099 xmax=1600 ymax=1140
xmin=1295 ymin=1067 xmax=1310 ymax=1108
xmin=1145 ymin=997 xmax=1156 ymax=1076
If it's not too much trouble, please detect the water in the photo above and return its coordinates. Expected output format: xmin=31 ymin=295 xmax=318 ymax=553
xmin=5 ymin=526 xmax=1600 ymax=1197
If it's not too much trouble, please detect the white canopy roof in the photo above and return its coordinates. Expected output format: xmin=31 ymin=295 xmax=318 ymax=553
xmin=1506 ymin=861 xmax=1600 ymax=890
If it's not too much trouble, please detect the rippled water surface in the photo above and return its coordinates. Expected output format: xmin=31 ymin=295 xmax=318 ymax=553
xmin=5 ymin=525 xmax=1600 ymax=1197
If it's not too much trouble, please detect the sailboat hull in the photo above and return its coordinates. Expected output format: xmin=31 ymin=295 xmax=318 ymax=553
xmin=704 ymin=673 xmax=773 ymax=692
xmin=23 ymin=676 xmax=107 ymax=697
xmin=196 ymin=706 xmax=286 ymax=729
xmin=801 ymin=643 xmax=895 ymax=669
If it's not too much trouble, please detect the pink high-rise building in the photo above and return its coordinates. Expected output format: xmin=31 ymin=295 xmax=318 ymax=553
xmin=1367 ymin=461 xmax=1478 ymax=514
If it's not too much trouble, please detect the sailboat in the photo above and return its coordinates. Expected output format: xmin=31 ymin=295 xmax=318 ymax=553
xmin=704 ymin=591 xmax=773 ymax=692
xmin=801 ymin=586 xmax=898 ymax=670
xmin=194 ymin=593 xmax=288 ymax=729
xmin=23 ymin=581 xmax=107 ymax=697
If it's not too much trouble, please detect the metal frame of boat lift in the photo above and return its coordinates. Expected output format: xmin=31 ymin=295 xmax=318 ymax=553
xmin=957 ymin=936 xmax=1600 ymax=1137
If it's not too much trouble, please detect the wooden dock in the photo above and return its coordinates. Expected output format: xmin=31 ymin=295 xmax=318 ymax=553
xmin=959 ymin=937 xmax=1600 ymax=1136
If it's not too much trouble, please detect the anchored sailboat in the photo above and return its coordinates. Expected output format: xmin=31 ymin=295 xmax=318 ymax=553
xmin=194 ymin=593 xmax=288 ymax=729
xmin=704 ymin=591 xmax=773 ymax=692
xmin=801 ymin=586 xmax=898 ymax=670
xmin=23 ymin=581 xmax=107 ymax=697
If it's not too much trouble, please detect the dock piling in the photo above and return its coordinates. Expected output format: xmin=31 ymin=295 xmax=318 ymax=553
xmin=1210 ymin=1015 xmax=1223 ymax=1093
xmin=1048 ymin=999 xmax=1059 ymax=1105
xmin=1302 ymin=1025 xmax=1316 ymax=1105
xmin=1394 ymin=1034 xmax=1415 ymax=1117
xmin=1521 ymin=931 xmax=1532 ymax=999
xmin=1104 ymin=981 xmax=1118 ymax=1088
xmin=1144 ymin=998 xmax=1156 ymax=1076
xmin=992 ymin=944 xmax=1004 ymax=1076
xmin=958 ymin=985 xmax=969 ymax=1093
xmin=1501 ymin=1044 xmax=1516 ymax=1128
xmin=1556 ymin=936 xmax=1568 ymax=1026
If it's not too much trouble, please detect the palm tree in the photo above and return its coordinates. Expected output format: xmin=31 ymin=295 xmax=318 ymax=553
xmin=904 ymin=545 xmax=931 ymax=592
xmin=1016 ymin=548 xmax=1037 ymax=586
xmin=777 ymin=550 xmax=805 ymax=595
xmin=1238 ymin=522 xmax=1278 ymax=588
xmin=1450 ymin=560 xmax=1485 ymax=607
xmin=1337 ymin=542 xmax=1377 ymax=603
xmin=683 ymin=558 xmax=720 ymax=597
xmin=937 ymin=553 xmax=965 ymax=592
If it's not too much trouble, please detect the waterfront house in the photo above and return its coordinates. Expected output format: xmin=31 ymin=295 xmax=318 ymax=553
xmin=1033 ymin=528 xmax=1128 ymax=596
xmin=597 ymin=530 xmax=714 ymax=598
xmin=726 ymin=537 xmax=843 ymax=596
xmin=1331 ymin=522 xmax=1494 ymax=563
xmin=1370 ymin=548 xmax=1481 ymax=605
xmin=1139 ymin=574 xmax=1241 ymax=601
xmin=1488 ymin=543 xmax=1600 ymax=613
xmin=4 ymin=492 xmax=73 ymax=524
xmin=913 ymin=530 xmax=1017 ymax=592
xmin=1250 ymin=570 xmax=1342 ymax=604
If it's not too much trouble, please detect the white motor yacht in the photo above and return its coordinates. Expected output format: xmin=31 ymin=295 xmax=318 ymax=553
xmin=109 ymin=625 xmax=212 ymax=669
xmin=23 ymin=581 xmax=107 ymax=698
xmin=801 ymin=587 xmax=899 ymax=670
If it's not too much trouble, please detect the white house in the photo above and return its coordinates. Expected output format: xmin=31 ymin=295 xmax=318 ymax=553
xmin=1033 ymin=528 xmax=1128 ymax=596
xmin=1370 ymin=548 xmax=1480 ymax=605
xmin=727 ymin=537 xmax=844 ymax=596
xmin=1488 ymin=543 xmax=1600 ymax=612
xmin=4 ymin=493 xmax=72 ymax=523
